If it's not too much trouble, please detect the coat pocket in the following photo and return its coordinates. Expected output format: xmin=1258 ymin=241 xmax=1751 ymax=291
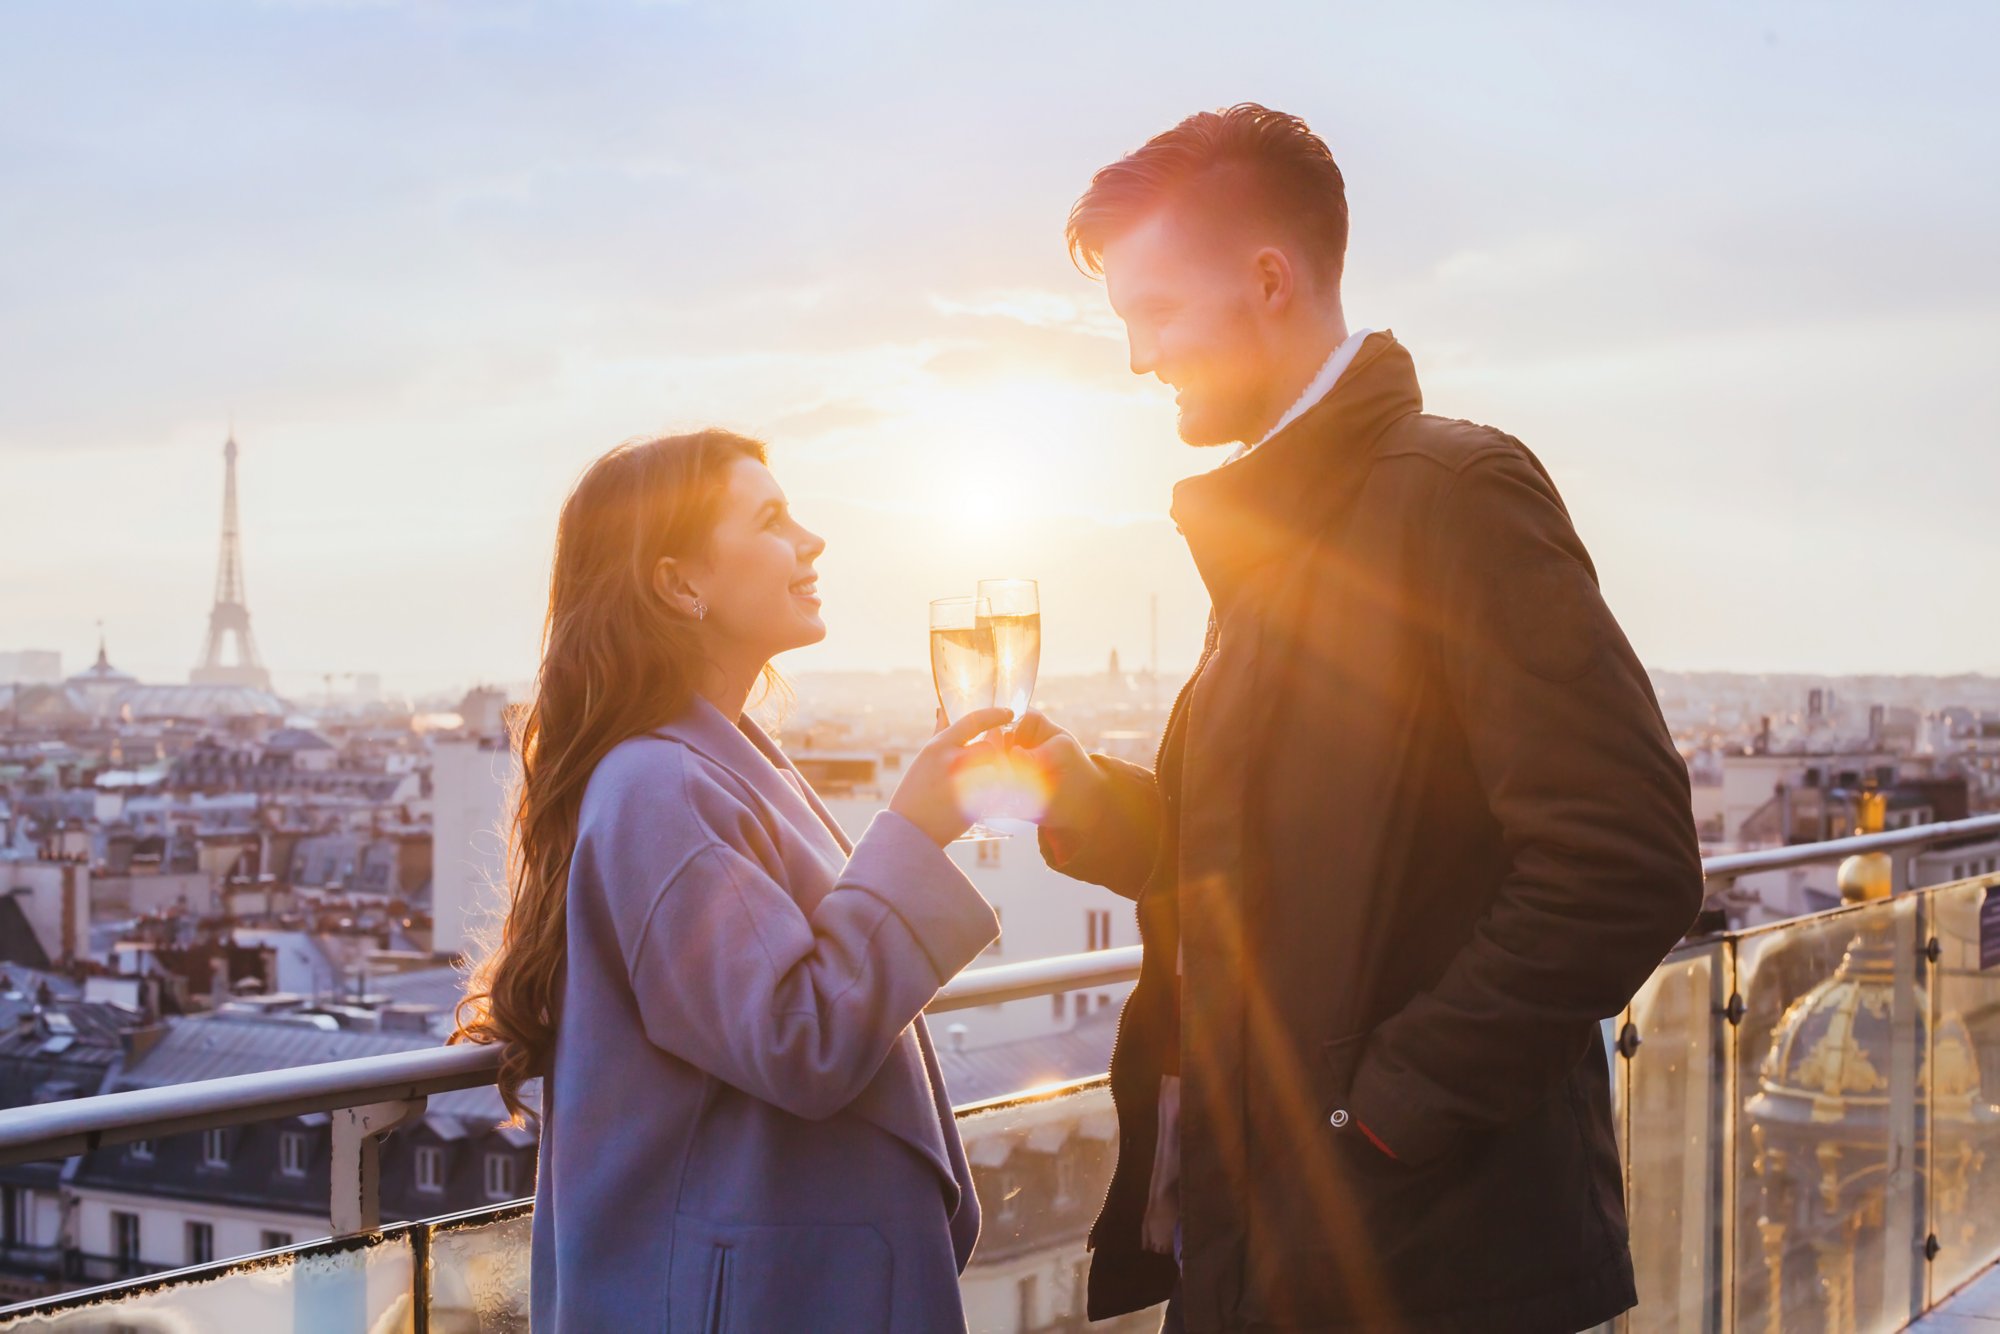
xmin=1318 ymin=1033 xmax=1402 ymax=1177
xmin=1318 ymin=1032 xmax=1366 ymax=1128
xmin=668 ymin=1216 xmax=893 ymax=1334
xmin=702 ymin=1245 xmax=732 ymax=1334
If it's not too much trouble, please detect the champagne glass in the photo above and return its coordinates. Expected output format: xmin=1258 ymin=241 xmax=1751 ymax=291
xmin=929 ymin=596 xmax=1004 ymax=843
xmin=976 ymin=579 xmax=1040 ymax=725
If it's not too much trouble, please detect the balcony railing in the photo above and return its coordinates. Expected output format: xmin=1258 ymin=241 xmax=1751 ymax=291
xmin=0 ymin=815 xmax=1996 ymax=1330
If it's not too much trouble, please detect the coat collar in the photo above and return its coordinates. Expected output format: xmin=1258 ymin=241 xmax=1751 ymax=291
xmin=651 ymin=695 xmax=853 ymax=855
xmin=1170 ymin=330 xmax=1422 ymax=606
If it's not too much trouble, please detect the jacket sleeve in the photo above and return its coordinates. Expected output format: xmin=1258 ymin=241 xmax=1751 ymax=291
xmin=1346 ymin=446 xmax=1704 ymax=1167
xmin=596 ymin=771 xmax=999 ymax=1120
xmin=1036 ymin=754 xmax=1163 ymax=901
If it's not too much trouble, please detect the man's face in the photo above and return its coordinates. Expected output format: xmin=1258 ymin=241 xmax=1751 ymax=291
xmin=1101 ymin=208 xmax=1276 ymax=447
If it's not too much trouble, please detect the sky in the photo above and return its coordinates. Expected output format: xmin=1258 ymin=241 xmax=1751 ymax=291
xmin=3 ymin=1 xmax=1996 ymax=696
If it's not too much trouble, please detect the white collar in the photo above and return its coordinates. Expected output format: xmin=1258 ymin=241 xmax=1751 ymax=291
xmin=1243 ymin=326 xmax=1374 ymax=455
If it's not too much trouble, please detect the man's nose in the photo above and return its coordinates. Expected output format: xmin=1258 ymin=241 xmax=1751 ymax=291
xmin=1127 ymin=334 xmax=1157 ymax=378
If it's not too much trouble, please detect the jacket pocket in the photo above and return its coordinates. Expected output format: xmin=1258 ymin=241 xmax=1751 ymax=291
xmin=668 ymin=1216 xmax=892 ymax=1334
xmin=1319 ymin=1032 xmax=1367 ymax=1126
xmin=702 ymin=1245 xmax=732 ymax=1334
xmin=1319 ymin=1032 xmax=1401 ymax=1175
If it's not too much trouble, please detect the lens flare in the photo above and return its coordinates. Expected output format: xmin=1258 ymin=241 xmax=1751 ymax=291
xmin=950 ymin=741 xmax=1055 ymax=824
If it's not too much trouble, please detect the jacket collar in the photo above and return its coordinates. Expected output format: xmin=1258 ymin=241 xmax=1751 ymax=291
xmin=651 ymin=696 xmax=853 ymax=855
xmin=1169 ymin=330 xmax=1422 ymax=605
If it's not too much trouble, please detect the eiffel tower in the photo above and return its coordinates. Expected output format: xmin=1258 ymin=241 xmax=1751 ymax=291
xmin=191 ymin=432 xmax=273 ymax=691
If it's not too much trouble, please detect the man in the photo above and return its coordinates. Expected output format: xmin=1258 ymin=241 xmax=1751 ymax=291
xmin=1014 ymin=104 xmax=1704 ymax=1333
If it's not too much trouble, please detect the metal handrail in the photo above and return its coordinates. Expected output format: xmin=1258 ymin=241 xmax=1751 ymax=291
xmin=0 ymin=816 xmax=1995 ymax=1169
xmin=0 ymin=1044 xmax=502 ymax=1166
xmin=930 ymin=945 xmax=1143 ymax=1012
xmin=1699 ymin=812 xmax=2000 ymax=878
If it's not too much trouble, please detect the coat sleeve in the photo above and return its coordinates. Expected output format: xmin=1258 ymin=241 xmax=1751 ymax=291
xmin=1036 ymin=754 xmax=1163 ymax=901
xmin=591 ymin=761 xmax=999 ymax=1121
xmin=1346 ymin=446 xmax=1704 ymax=1166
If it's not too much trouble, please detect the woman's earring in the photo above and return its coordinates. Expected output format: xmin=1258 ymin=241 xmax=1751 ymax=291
xmin=693 ymin=599 xmax=708 ymax=622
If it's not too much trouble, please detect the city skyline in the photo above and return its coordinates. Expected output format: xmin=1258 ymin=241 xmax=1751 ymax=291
xmin=5 ymin=2 xmax=1998 ymax=693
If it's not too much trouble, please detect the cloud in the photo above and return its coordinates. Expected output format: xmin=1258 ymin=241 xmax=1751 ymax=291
xmin=928 ymin=288 xmax=1125 ymax=341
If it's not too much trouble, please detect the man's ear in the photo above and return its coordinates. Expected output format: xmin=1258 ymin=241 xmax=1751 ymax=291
xmin=1253 ymin=246 xmax=1295 ymax=311
xmin=652 ymin=556 xmax=703 ymax=619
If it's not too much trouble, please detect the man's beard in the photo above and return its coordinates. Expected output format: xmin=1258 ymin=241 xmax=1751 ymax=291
xmin=1175 ymin=382 xmax=1266 ymax=448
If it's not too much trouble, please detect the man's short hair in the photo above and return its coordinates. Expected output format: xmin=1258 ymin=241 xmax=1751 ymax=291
xmin=1066 ymin=103 xmax=1348 ymax=286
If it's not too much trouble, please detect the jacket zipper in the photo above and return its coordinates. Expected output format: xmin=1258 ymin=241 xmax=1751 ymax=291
xmin=1087 ymin=612 xmax=1219 ymax=1252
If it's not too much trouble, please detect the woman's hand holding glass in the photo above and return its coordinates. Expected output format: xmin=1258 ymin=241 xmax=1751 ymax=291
xmin=890 ymin=706 xmax=1016 ymax=847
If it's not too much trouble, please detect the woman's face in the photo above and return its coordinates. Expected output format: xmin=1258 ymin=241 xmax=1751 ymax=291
xmin=681 ymin=457 xmax=827 ymax=664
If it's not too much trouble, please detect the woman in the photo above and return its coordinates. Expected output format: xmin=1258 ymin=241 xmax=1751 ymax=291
xmin=456 ymin=430 xmax=1007 ymax=1332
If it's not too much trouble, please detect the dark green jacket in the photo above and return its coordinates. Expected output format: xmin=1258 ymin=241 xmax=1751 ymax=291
xmin=1044 ymin=332 xmax=1703 ymax=1333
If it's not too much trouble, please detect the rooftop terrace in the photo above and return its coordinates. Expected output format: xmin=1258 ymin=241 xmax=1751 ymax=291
xmin=1 ymin=816 xmax=1999 ymax=1330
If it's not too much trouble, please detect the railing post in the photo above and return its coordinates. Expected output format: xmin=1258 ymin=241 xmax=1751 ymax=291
xmin=1880 ymin=900 xmax=1924 ymax=1326
xmin=1891 ymin=846 xmax=1921 ymax=896
xmin=330 ymin=1097 xmax=425 ymax=1236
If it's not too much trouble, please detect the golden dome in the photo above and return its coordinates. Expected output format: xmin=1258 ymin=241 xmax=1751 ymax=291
xmin=1836 ymin=851 xmax=1893 ymax=903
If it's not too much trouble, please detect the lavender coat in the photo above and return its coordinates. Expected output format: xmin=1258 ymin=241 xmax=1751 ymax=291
xmin=529 ymin=698 xmax=1001 ymax=1332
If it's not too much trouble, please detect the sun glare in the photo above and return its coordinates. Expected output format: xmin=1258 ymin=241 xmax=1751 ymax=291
xmin=893 ymin=376 xmax=1112 ymax=530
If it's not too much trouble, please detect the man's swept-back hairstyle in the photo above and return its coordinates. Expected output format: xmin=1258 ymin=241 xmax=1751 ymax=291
xmin=1066 ymin=102 xmax=1348 ymax=285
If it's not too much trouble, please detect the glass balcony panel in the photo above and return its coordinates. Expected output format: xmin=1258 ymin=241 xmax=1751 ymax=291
xmin=957 ymin=1080 xmax=1164 ymax=1332
xmin=428 ymin=1206 xmax=531 ymax=1332
xmin=1921 ymin=874 xmax=2000 ymax=1302
xmin=14 ymin=871 xmax=2000 ymax=1332
xmin=1623 ymin=942 xmax=1727 ymax=1333
xmin=0 ymin=1230 xmax=412 ymax=1332
xmin=1733 ymin=897 xmax=1924 ymax=1334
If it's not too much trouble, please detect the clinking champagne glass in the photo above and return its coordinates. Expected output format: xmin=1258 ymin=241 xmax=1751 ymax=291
xmin=929 ymin=596 xmax=1004 ymax=843
xmin=975 ymin=579 xmax=1040 ymax=726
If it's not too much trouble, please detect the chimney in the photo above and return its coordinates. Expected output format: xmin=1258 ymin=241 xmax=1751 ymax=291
xmin=947 ymin=1023 xmax=968 ymax=1053
xmin=58 ymin=864 xmax=77 ymax=964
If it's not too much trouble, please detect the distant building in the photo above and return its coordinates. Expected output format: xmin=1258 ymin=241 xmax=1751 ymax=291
xmin=117 ymin=684 xmax=287 ymax=723
xmin=63 ymin=641 xmax=137 ymax=724
xmin=0 ymin=990 xmax=161 ymax=1303
xmin=455 ymin=687 xmax=508 ymax=737
xmin=0 ymin=855 xmax=89 ymax=969
xmin=65 ymin=1016 xmax=528 ymax=1286
xmin=429 ymin=734 xmax=513 ymax=960
xmin=0 ymin=654 xmax=61 ymax=688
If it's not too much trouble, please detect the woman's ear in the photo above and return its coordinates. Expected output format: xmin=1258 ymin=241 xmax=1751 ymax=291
xmin=652 ymin=556 xmax=704 ymax=621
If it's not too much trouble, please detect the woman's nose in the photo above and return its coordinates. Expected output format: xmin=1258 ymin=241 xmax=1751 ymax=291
xmin=799 ymin=526 xmax=826 ymax=559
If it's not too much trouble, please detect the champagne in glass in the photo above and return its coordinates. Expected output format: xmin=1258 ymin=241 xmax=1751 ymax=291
xmin=929 ymin=596 xmax=996 ymax=724
xmin=929 ymin=596 xmax=1003 ymax=843
xmin=976 ymin=579 xmax=1040 ymax=722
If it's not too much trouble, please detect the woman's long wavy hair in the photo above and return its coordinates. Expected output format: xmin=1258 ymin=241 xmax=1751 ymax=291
xmin=454 ymin=429 xmax=771 ymax=1120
